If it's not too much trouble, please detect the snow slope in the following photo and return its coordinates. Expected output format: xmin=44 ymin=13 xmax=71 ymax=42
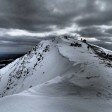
xmin=0 ymin=39 xmax=71 ymax=97
xmin=0 ymin=77 xmax=112 ymax=112
xmin=0 ymin=36 xmax=112 ymax=112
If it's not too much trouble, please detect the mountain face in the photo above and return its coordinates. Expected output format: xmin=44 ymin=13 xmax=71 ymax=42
xmin=0 ymin=39 xmax=71 ymax=97
xmin=0 ymin=36 xmax=112 ymax=112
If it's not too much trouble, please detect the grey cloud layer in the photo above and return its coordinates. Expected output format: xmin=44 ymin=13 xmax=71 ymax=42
xmin=0 ymin=0 xmax=111 ymax=32
xmin=0 ymin=0 xmax=112 ymax=52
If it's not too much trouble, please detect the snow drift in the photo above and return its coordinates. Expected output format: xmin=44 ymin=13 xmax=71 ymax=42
xmin=0 ymin=36 xmax=112 ymax=112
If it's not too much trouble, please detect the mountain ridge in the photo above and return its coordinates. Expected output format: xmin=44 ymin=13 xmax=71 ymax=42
xmin=0 ymin=36 xmax=112 ymax=112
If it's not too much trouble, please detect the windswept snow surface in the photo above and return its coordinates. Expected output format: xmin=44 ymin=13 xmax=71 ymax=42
xmin=0 ymin=36 xmax=112 ymax=112
xmin=0 ymin=40 xmax=71 ymax=97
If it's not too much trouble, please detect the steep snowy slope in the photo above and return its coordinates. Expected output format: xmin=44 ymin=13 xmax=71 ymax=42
xmin=0 ymin=36 xmax=112 ymax=112
xmin=0 ymin=39 xmax=71 ymax=97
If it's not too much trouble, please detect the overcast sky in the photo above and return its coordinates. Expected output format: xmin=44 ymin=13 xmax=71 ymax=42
xmin=0 ymin=0 xmax=112 ymax=54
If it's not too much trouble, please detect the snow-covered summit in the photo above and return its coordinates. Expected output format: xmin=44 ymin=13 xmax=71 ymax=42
xmin=0 ymin=39 xmax=71 ymax=97
xmin=0 ymin=36 xmax=112 ymax=112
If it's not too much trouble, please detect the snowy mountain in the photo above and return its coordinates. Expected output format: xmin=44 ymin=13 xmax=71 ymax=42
xmin=0 ymin=36 xmax=112 ymax=112
xmin=0 ymin=39 xmax=71 ymax=97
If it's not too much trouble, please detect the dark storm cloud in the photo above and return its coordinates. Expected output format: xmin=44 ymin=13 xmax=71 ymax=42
xmin=76 ymin=27 xmax=109 ymax=37
xmin=105 ymin=28 xmax=112 ymax=35
xmin=75 ymin=12 xmax=112 ymax=27
xmin=0 ymin=0 xmax=50 ymax=31
xmin=0 ymin=0 xmax=111 ymax=32
xmin=0 ymin=0 xmax=78 ymax=31
xmin=0 ymin=0 xmax=97 ymax=31
xmin=74 ymin=0 xmax=112 ymax=26
xmin=0 ymin=0 xmax=112 ymax=52
xmin=0 ymin=38 xmax=38 ymax=46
